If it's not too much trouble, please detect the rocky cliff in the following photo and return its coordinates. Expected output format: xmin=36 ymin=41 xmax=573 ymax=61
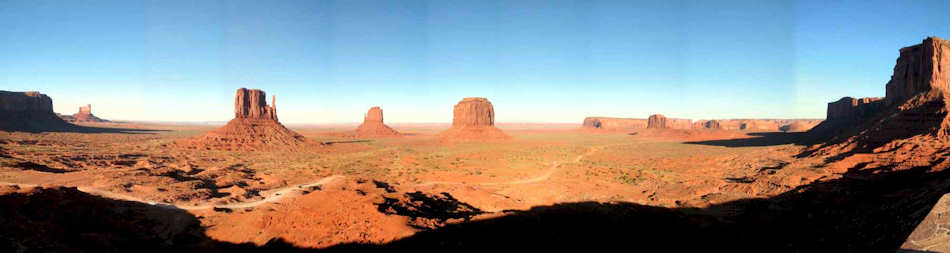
xmin=0 ymin=90 xmax=75 ymax=132
xmin=826 ymin=97 xmax=885 ymax=121
xmin=647 ymin=114 xmax=691 ymax=129
xmin=885 ymin=37 xmax=950 ymax=106
xmin=234 ymin=88 xmax=278 ymax=121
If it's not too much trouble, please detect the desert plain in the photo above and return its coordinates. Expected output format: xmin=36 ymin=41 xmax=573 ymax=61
xmin=2 ymin=37 xmax=950 ymax=252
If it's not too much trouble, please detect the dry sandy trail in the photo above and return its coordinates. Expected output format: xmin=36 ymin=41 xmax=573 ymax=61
xmin=0 ymin=175 xmax=345 ymax=211
xmin=413 ymin=145 xmax=607 ymax=187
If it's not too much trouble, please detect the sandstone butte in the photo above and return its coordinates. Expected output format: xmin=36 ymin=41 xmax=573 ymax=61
xmin=811 ymin=36 xmax=950 ymax=149
xmin=0 ymin=90 xmax=76 ymax=132
xmin=63 ymin=104 xmax=109 ymax=123
xmin=439 ymin=97 xmax=508 ymax=141
xmin=354 ymin=106 xmax=400 ymax=138
xmin=795 ymin=36 xmax=950 ymax=251
xmin=176 ymin=88 xmax=307 ymax=151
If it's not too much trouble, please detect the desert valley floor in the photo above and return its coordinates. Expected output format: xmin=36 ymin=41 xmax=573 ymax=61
xmin=1 ymin=121 xmax=943 ymax=251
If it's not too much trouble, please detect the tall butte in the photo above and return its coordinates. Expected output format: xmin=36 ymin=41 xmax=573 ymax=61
xmin=439 ymin=97 xmax=508 ymax=141
xmin=808 ymin=36 xmax=950 ymax=154
xmin=66 ymin=104 xmax=108 ymax=123
xmin=355 ymin=106 xmax=399 ymax=138
xmin=176 ymin=88 xmax=307 ymax=151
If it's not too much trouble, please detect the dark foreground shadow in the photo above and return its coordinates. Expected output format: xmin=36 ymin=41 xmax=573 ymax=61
xmin=2 ymin=154 xmax=947 ymax=252
xmin=326 ymin=162 xmax=950 ymax=252
xmin=684 ymin=132 xmax=822 ymax=147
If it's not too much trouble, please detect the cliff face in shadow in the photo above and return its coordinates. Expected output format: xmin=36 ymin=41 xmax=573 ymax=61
xmin=328 ymin=160 xmax=950 ymax=252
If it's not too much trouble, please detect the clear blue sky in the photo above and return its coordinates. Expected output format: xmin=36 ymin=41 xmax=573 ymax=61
xmin=1 ymin=0 xmax=948 ymax=124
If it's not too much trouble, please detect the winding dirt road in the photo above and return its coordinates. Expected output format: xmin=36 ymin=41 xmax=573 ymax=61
xmin=413 ymin=145 xmax=606 ymax=187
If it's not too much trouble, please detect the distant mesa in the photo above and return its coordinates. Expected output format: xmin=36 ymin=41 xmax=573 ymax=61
xmin=176 ymin=88 xmax=308 ymax=151
xmin=61 ymin=104 xmax=109 ymax=123
xmin=583 ymin=115 xmax=819 ymax=132
xmin=354 ymin=106 xmax=400 ymax=138
xmin=439 ymin=97 xmax=508 ymax=141
xmin=0 ymin=90 xmax=77 ymax=132
xmin=582 ymin=117 xmax=647 ymax=130
xmin=647 ymin=114 xmax=691 ymax=129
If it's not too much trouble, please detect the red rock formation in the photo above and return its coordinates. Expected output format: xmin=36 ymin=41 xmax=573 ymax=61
xmin=648 ymin=114 xmax=691 ymax=129
xmin=0 ymin=90 xmax=75 ymax=132
xmin=452 ymin=97 xmax=495 ymax=127
xmin=177 ymin=88 xmax=307 ymax=151
xmin=692 ymin=120 xmax=722 ymax=129
xmin=647 ymin=114 xmax=667 ymax=129
xmin=235 ymin=88 xmax=278 ymax=121
xmin=826 ymin=97 xmax=885 ymax=121
xmin=810 ymin=37 xmax=950 ymax=151
xmin=582 ymin=117 xmax=648 ymax=130
xmin=885 ymin=37 xmax=950 ymax=106
xmin=355 ymin=106 xmax=400 ymax=138
xmin=439 ymin=97 xmax=507 ymax=141
xmin=68 ymin=104 xmax=108 ymax=123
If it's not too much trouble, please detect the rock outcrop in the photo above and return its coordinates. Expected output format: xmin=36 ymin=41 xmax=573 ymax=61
xmin=826 ymin=97 xmax=885 ymax=121
xmin=64 ymin=104 xmax=108 ymax=123
xmin=439 ymin=97 xmax=507 ymax=141
xmin=811 ymin=37 xmax=950 ymax=148
xmin=582 ymin=117 xmax=648 ymax=130
xmin=355 ymin=106 xmax=399 ymax=138
xmin=885 ymin=37 xmax=950 ymax=106
xmin=176 ymin=88 xmax=307 ymax=151
xmin=647 ymin=114 xmax=691 ymax=129
xmin=235 ymin=88 xmax=278 ymax=121
xmin=0 ymin=90 xmax=75 ymax=132
xmin=692 ymin=120 xmax=722 ymax=129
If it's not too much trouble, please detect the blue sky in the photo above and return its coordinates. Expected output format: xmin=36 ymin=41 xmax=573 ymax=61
xmin=1 ymin=0 xmax=948 ymax=124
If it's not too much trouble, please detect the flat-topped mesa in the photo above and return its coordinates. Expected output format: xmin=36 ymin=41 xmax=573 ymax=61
xmin=0 ymin=90 xmax=76 ymax=132
xmin=452 ymin=97 xmax=495 ymax=127
xmin=0 ymin=91 xmax=53 ymax=114
xmin=440 ymin=97 xmax=507 ymax=141
xmin=234 ymin=88 xmax=278 ymax=121
xmin=355 ymin=106 xmax=399 ymax=137
xmin=885 ymin=36 xmax=950 ymax=106
xmin=826 ymin=97 xmax=885 ymax=121
xmin=582 ymin=117 xmax=648 ymax=130
xmin=647 ymin=114 xmax=692 ymax=129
